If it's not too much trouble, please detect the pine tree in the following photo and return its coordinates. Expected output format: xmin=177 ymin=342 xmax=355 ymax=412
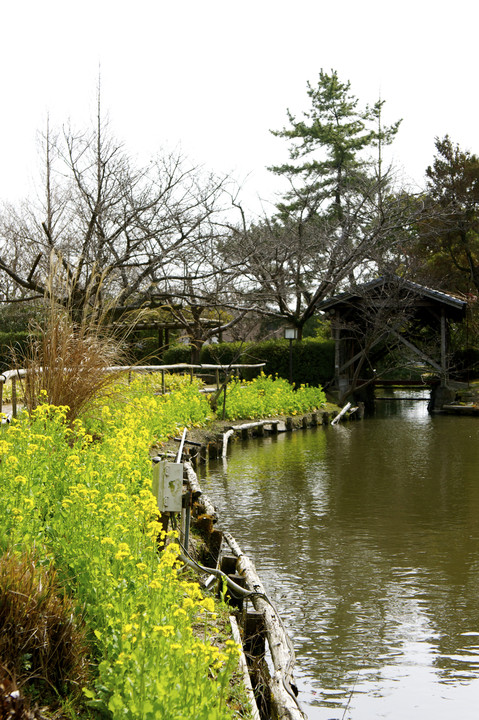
xmin=269 ymin=69 xmax=401 ymax=222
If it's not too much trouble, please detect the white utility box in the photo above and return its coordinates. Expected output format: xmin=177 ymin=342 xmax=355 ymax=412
xmin=152 ymin=460 xmax=183 ymax=513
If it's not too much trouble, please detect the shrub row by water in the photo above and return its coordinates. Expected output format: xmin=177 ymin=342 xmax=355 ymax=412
xmin=163 ymin=337 xmax=335 ymax=387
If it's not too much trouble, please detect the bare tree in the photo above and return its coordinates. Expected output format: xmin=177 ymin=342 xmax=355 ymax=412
xmin=0 ymin=106 xmax=244 ymax=325
xmin=225 ymin=179 xmax=417 ymax=338
xmin=154 ymin=235 xmax=248 ymax=361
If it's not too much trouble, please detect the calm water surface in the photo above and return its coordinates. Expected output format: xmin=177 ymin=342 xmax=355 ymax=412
xmin=200 ymin=393 xmax=479 ymax=719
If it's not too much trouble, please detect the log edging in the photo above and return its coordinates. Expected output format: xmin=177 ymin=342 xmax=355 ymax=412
xmin=183 ymin=457 xmax=307 ymax=719
xmin=223 ymin=531 xmax=307 ymax=720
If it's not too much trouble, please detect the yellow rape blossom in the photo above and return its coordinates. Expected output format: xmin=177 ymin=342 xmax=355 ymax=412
xmin=199 ymin=596 xmax=216 ymax=613
xmin=100 ymin=536 xmax=115 ymax=546
xmin=152 ymin=625 xmax=175 ymax=637
xmin=114 ymin=542 xmax=131 ymax=560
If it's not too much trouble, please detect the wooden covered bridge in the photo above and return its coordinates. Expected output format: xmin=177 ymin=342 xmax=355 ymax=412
xmin=317 ymin=275 xmax=468 ymax=405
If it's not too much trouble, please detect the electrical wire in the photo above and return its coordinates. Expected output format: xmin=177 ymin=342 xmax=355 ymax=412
xmin=178 ymin=540 xmax=305 ymax=715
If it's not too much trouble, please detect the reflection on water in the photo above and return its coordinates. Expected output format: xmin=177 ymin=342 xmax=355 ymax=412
xmin=200 ymin=391 xmax=479 ymax=719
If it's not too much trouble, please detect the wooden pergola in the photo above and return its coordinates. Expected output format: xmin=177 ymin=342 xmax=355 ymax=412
xmin=317 ymin=276 xmax=468 ymax=399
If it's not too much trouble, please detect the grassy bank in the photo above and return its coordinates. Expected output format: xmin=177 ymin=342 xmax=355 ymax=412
xmin=0 ymin=373 xmax=326 ymax=719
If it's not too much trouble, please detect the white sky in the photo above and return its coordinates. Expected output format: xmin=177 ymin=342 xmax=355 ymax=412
xmin=1 ymin=0 xmax=478 ymax=216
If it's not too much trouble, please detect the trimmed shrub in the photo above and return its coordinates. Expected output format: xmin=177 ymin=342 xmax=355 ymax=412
xmin=200 ymin=341 xmax=250 ymax=367
xmin=162 ymin=344 xmax=192 ymax=364
xmin=0 ymin=332 xmax=31 ymax=372
xmin=202 ymin=338 xmax=335 ymax=386
xmin=151 ymin=338 xmax=335 ymax=386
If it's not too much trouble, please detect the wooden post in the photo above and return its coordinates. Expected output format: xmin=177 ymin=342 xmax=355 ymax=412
xmin=440 ymin=307 xmax=447 ymax=386
xmin=161 ymin=370 xmax=165 ymax=395
xmin=215 ymin=368 xmax=220 ymax=390
xmin=207 ymin=441 xmax=218 ymax=460
xmin=334 ymin=312 xmax=341 ymax=388
xmin=196 ymin=444 xmax=206 ymax=464
xmin=244 ymin=610 xmax=266 ymax=659
xmin=12 ymin=377 xmax=17 ymax=419
xmin=0 ymin=380 xmax=3 ymax=415
xmin=220 ymin=554 xmax=237 ymax=576
xmin=223 ymin=573 xmax=246 ymax=610
xmin=158 ymin=326 xmax=164 ymax=358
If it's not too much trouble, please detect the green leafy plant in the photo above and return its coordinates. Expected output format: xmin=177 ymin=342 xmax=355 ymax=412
xmin=222 ymin=373 xmax=326 ymax=420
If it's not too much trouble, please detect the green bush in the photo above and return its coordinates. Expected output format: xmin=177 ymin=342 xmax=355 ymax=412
xmin=0 ymin=331 xmax=31 ymax=372
xmin=144 ymin=338 xmax=335 ymax=386
xmin=200 ymin=341 xmax=245 ymax=365
xmin=201 ymin=338 xmax=335 ymax=386
xmin=162 ymin=344 xmax=192 ymax=364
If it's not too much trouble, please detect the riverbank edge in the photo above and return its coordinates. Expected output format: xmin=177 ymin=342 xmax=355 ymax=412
xmin=154 ymin=403 xmax=356 ymax=720
xmin=152 ymin=402 xmax=347 ymax=466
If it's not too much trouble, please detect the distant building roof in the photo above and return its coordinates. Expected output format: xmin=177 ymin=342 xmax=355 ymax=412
xmin=316 ymin=275 xmax=467 ymax=320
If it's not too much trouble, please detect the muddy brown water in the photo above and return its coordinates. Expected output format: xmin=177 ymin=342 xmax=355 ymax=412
xmin=200 ymin=391 xmax=479 ymax=719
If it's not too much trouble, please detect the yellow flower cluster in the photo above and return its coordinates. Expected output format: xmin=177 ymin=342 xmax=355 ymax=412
xmin=0 ymin=378 xmax=245 ymax=720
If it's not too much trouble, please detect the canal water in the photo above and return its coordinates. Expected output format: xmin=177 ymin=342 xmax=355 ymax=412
xmin=199 ymin=392 xmax=479 ymax=719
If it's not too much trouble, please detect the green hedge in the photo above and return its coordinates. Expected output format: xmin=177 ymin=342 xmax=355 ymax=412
xmin=162 ymin=344 xmax=192 ymax=364
xmin=248 ymin=338 xmax=335 ymax=386
xmin=0 ymin=331 xmax=335 ymax=387
xmin=452 ymin=347 xmax=479 ymax=379
xmin=163 ymin=338 xmax=335 ymax=387
xmin=0 ymin=331 xmax=31 ymax=372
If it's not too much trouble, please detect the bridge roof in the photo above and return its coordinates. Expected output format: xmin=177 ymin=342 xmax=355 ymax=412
xmin=317 ymin=276 xmax=468 ymax=320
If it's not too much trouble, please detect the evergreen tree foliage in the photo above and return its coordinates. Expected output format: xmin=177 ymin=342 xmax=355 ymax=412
xmin=411 ymin=136 xmax=479 ymax=294
xmin=226 ymin=69 xmax=406 ymax=339
xmin=269 ymin=69 xmax=401 ymax=221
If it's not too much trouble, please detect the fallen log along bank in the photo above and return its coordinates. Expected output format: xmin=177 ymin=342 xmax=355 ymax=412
xmin=182 ymin=460 xmax=308 ymax=720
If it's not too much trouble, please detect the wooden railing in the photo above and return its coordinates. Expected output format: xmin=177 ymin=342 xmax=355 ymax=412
xmin=0 ymin=362 xmax=266 ymax=417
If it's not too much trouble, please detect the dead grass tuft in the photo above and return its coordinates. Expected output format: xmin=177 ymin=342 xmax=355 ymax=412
xmin=0 ymin=551 xmax=90 ymax=699
xmin=12 ymin=259 xmax=128 ymax=423
xmin=0 ymin=666 xmax=46 ymax=719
